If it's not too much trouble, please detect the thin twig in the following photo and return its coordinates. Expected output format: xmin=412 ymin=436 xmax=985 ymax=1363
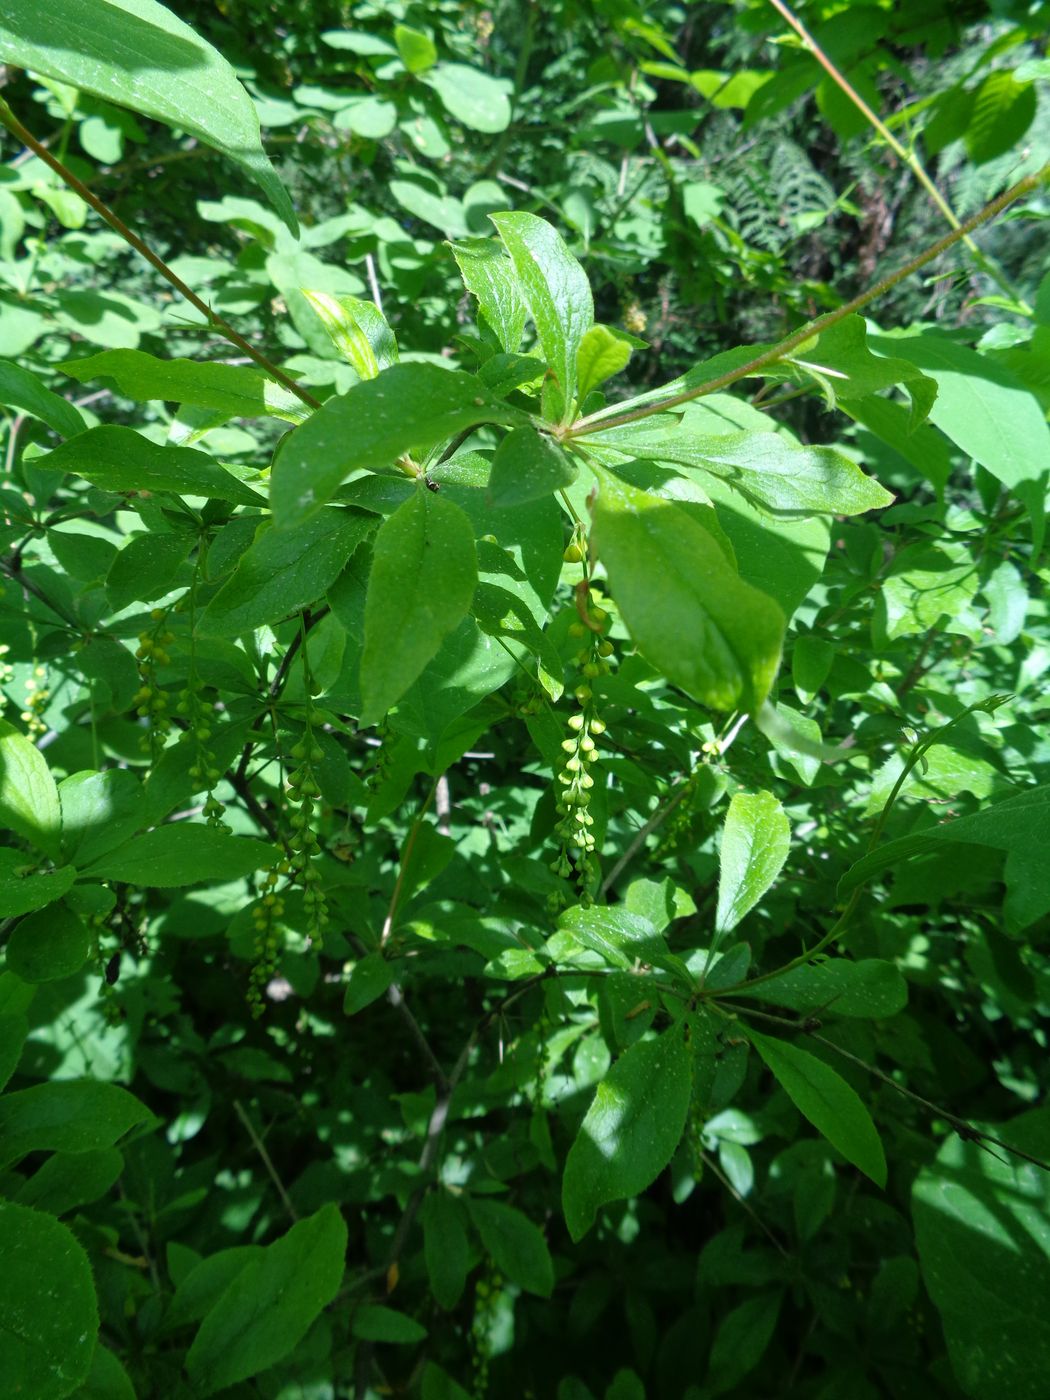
xmin=568 ymin=165 xmax=1048 ymax=438
xmin=0 ymin=98 xmax=320 ymax=410
xmin=767 ymin=0 xmax=1022 ymax=308
xmin=233 ymin=1098 xmax=299 ymax=1222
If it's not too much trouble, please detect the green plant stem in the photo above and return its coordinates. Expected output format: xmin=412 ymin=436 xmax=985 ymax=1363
xmin=379 ymin=779 xmax=440 ymax=949
xmin=567 ymin=164 xmax=1048 ymax=438
xmin=0 ymin=97 xmax=321 ymax=411
xmin=767 ymin=0 xmax=1024 ymax=310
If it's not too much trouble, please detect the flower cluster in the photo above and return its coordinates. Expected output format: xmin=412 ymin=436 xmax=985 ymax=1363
xmin=550 ymin=586 xmax=615 ymax=907
xmin=247 ymin=865 xmax=288 ymax=1018
xmin=175 ymin=670 xmax=229 ymax=831
xmin=19 ymin=663 xmax=49 ymax=736
xmin=133 ymin=608 xmax=174 ymax=756
xmin=286 ymin=732 xmax=329 ymax=948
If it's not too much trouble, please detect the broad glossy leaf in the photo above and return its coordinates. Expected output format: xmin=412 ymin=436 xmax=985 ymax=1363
xmin=467 ymin=1197 xmax=553 ymax=1298
xmin=576 ymin=325 xmax=634 ymax=402
xmin=5 ymin=902 xmax=91 ymax=983
xmin=487 ymin=426 xmax=577 ymax=507
xmin=0 ymin=1201 xmax=98 ymax=1398
xmin=0 ymin=1079 xmax=149 ymax=1168
xmin=491 ymin=212 xmax=593 ymax=411
xmin=360 ymin=489 xmax=478 ymax=724
xmin=745 ymin=1029 xmax=886 ymax=1185
xmin=270 ymin=365 xmax=514 ymax=528
xmin=82 ymin=825 xmax=279 ymax=887
xmin=558 ymin=905 xmax=671 ymax=972
xmin=0 ymin=358 xmax=85 ymax=438
xmin=60 ymin=351 xmax=308 ymax=424
xmin=706 ymin=1291 xmax=782 ymax=1396
xmin=593 ymin=421 xmax=893 ymax=516
xmin=715 ymin=791 xmax=790 ymax=937
xmin=15 ymin=1146 xmax=123 ymax=1215
xmin=450 ymin=239 xmax=527 ymax=353
xmin=186 ymin=1204 xmax=347 ymax=1395
xmin=788 ymin=315 xmax=936 ymax=426
xmin=0 ymin=0 xmax=296 ymax=233
xmin=394 ymin=23 xmax=437 ymax=73
xmin=200 ymin=510 xmax=373 ymax=636
xmin=748 ymin=958 xmax=908 ymax=1019
xmin=58 ymin=769 xmax=144 ymax=868
xmin=562 ymin=1026 xmax=693 ymax=1241
xmin=422 ymin=1190 xmax=469 ymax=1311
xmin=343 ymin=952 xmax=394 ymax=1016
xmin=301 ymin=291 xmax=398 ymax=379
xmin=0 ymin=720 xmax=61 ymax=857
xmin=872 ymin=333 xmax=1050 ymax=546
xmin=839 ymin=782 xmax=1050 ymax=933
xmin=879 ymin=540 xmax=980 ymax=640
xmin=352 ymin=1305 xmax=427 ymax=1343
xmin=589 ymin=465 xmax=785 ymax=713
xmin=106 ymin=531 xmax=192 ymax=613
xmin=0 ymin=851 xmax=76 ymax=918
xmin=35 ymin=426 xmax=266 ymax=506
xmin=913 ymin=1110 xmax=1050 ymax=1400
xmin=426 ymin=63 xmax=511 ymax=132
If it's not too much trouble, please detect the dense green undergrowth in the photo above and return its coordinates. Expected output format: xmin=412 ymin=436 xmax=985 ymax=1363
xmin=0 ymin=1 xmax=1049 ymax=1397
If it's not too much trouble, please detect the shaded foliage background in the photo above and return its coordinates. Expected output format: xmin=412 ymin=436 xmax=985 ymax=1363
xmin=1 ymin=1 xmax=1049 ymax=1398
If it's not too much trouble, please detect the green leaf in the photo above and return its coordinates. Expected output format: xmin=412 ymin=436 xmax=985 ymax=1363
xmin=60 ymin=351 xmax=308 ymax=424
xmin=186 ymin=1204 xmax=347 ymax=1395
xmin=0 ymin=1079 xmax=149 ymax=1169
xmin=872 ymin=333 xmax=1050 ymax=547
xmin=788 ymin=315 xmax=936 ymax=426
xmin=593 ymin=422 xmax=893 ymax=516
xmin=706 ymin=1292 xmax=782 ymax=1396
xmin=360 ymin=489 xmax=478 ymax=724
xmin=422 ymin=1190 xmax=469 ymax=1311
xmin=82 ymin=825 xmax=279 ymax=887
xmin=562 ymin=1026 xmax=693 ymax=1241
xmin=913 ymin=1110 xmax=1050 ymax=1400
xmin=0 ymin=358 xmax=85 ymax=438
xmin=69 ymin=1345 xmax=135 ymax=1400
xmin=0 ymin=720 xmax=61 ymax=858
xmin=0 ymin=1201 xmax=98 ymax=1399
xmin=301 ymin=292 xmax=398 ymax=380
xmin=35 ymin=426 xmax=266 ymax=506
xmin=5 ymin=902 xmax=91 ymax=983
xmin=15 ymin=1146 xmax=123 ymax=1216
xmin=589 ymin=464 xmax=785 ymax=713
xmin=748 ymin=958 xmax=908 ymax=1019
xmin=270 ymin=365 xmax=513 ymax=528
xmin=343 ymin=952 xmax=394 ymax=1016
xmin=965 ymin=71 xmax=1037 ymax=164
xmin=839 ymin=783 xmax=1050 ymax=933
xmin=487 ymin=426 xmax=577 ymax=507
xmin=426 ymin=63 xmax=511 ymax=133
xmin=558 ymin=905 xmax=671 ymax=973
xmin=715 ymin=791 xmax=790 ymax=938
xmin=352 ymin=1304 xmax=428 ymax=1343
xmin=466 ymin=1197 xmax=554 ymax=1298
xmin=576 ymin=325 xmax=634 ymax=403
xmin=394 ymin=23 xmax=437 ymax=73
xmin=200 ymin=510 xmax=373 ymax=636
xmin=0 ymin=850 xmax=76 ymax=918
xmin=745 ymin=1029 xmax=886 ymax=1186
xmin=106 ymin=531 xmax=192 ymax=613
xmin=167 ymin=1247 xmax=264 ymax=1329
xmin=0 ymin=0 xmax=297 ymax=234
xmin=59 ymin=769 xmax=145 ymax=867
xmin=490 ymin=212 xmax=594 ymax=411
xmin=450 ymin=239 xmax=526 ymax=353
